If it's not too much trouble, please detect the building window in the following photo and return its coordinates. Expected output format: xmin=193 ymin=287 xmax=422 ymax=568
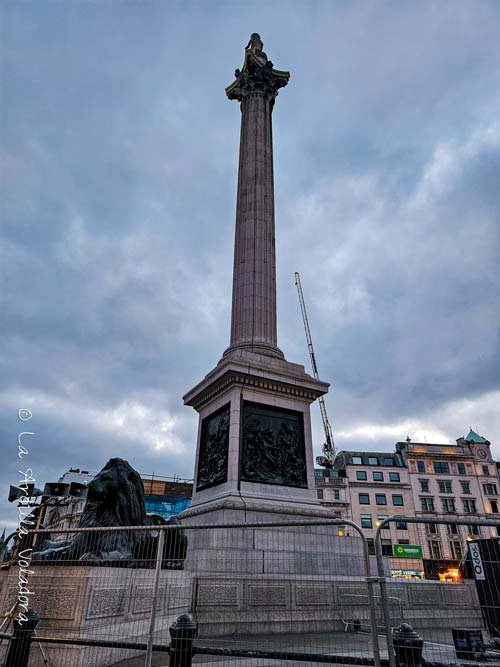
xmin=433 ymin=462 xmax=450 ymax=474
xmin=428 ymin=540 xmax=442 ymax=559
xmin=457 ymin=463 xmax=466 ymax=475
xmin=420 ymin=479 xmax=429 ymax=492
xmin=447 ymin=524 xmax=459 ymax=535
xmin=361 ymin=514 xmax=372 ymax=528
xmin=359 ymin=493 xmax=370 ymax=505
xmin=392 ymin=494 xmax=404 ymax=506
xmin=368 ymin=456 xmax=378 ymax=466
xmin=460 ymin=481 xmax=471 ymax=494
xmin=491 ymin=500 xmax=498 ymax=514
xmin=417 ymin=461 xmax=425 ymax=473
xmin=483 ymin=483 xmax=498 ymax=495
xmin=469 ymin=524 xmax=481 ymax=536
xmin=421 ymin=497 xmax=435 ymax=511
xmin=381 ymin=539 xmax=392 ymax=556
xmin=438 ymin=480 xmax=452 ymax=493
xmin=356 ymin=471 xmax=367 ymax=481
xmin=389 ymin=472 xmax=400 ymax=482
xmin=396 ymin=520 xmax=408 ymax=530
xmin=373 ymin=472 xmax=384 ymax=481
xmin=441 ymin=498 xmax=456 ymax=513
xmin=450 ymin=541 xmax=462 ymax=560
xmin=352 ymin=456 xmax=363 ymax=465
xmin=333 ymin=490 xmax=340 ymax=501
xmin=367 ymin=538 xmax=375 ymax=555
xmin=398 ymin=539 xmax=410 ymax=545
xmin=463 ymin=498 xmax=477 ymax=513
xmin=482 ymin=465 xmax=490 ymax=476
xmin=382 ymin=457 xmax=394 ymax=466
xmin=316 ymin=489 xmax=324 ymax=500
xmin=376 ymin=493 xmax=387 ymax=505
xmin=426 ymin=523 xmax=438 ymax=535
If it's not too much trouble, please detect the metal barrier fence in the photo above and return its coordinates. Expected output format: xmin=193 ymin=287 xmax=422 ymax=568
xmin=375 ymin=516 xmax=500 ymax=667
xmin=1 ymin=516 xmax=500 ymax=666
xmin=0 ymin=519 xmax=381 ymax=667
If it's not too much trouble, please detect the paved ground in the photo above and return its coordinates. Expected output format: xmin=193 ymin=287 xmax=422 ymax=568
xmin=111 ymin=628 xmax=500 ymax=666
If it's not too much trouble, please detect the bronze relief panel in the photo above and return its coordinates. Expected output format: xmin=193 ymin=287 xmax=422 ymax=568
xmin=197 ymin=403 xmax=230 ymax=491
xmin=240 ymin=402 xmax=307 ymax=488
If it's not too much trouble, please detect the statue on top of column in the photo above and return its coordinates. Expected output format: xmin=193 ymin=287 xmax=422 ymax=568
xmin=245 ymin=33 xmax=268 ymax=66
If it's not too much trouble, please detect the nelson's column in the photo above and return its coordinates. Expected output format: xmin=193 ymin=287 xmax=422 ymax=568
xmin=182 ymin=34 xmax=330 ymax=523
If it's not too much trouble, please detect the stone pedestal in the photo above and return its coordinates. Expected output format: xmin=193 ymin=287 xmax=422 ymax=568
xmin=182 ymin=348 xmax=331 ymax=526
xmin=0 ymin=565 xmax=193 ymax=667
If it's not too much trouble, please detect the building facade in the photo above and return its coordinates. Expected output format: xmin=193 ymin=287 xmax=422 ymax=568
xmin=313 ymin=468 xmax=349 ymax=519
xmin=333 ymin=450 xmax=423 ymax=577
xmin=396 ymin=429 xmax=498 ymax=578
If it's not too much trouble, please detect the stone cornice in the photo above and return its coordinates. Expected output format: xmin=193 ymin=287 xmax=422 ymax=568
xmin=184 ymin=368 xmax=327 ymax=411
xmin=184 ymin=348 xmax=329 ymax=410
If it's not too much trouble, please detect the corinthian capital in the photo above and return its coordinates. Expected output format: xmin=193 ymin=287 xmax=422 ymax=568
xmin=226 ymin=33 xmax=290 ymax=104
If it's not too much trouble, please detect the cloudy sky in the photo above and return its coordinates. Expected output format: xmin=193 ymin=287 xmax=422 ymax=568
xmin=1 ymin=1 xmax=499 ymax=529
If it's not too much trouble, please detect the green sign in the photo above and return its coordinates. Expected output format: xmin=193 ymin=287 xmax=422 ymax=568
xmin=392 ymin=544 xmax=423 ymax=558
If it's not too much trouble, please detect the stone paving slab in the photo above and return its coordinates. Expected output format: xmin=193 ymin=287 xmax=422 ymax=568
xmin=111 ymin=629 xmax=500 ymax=666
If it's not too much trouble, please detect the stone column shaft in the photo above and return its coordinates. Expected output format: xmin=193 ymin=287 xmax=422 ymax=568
xmin=223 ymin=34 xmax=289 ymax=360
xmin=230 ymin=93 xmax=277 ymax=353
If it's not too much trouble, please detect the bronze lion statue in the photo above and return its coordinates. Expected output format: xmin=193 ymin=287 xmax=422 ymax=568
xmin=33 ymin=458 xmax=187 ymax=568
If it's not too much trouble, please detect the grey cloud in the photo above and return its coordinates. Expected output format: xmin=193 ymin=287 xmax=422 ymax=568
xmin=1 ymin=1 xmax=500 ymax=527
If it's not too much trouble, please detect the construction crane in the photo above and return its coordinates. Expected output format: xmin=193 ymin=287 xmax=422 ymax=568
xmin=294 ymin=272 xmax=336 ymax=468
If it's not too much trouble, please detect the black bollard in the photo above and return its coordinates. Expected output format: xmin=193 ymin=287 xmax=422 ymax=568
xmin=169 ymin=613 xmax=197 ymax=667
xmin=4 ymin=608 xmax=39 ymax=667
xmin=392 ymin=623 xmax=424 ymax=667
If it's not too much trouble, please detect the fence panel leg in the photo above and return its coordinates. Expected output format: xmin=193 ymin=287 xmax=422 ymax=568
xmin=145 ymin=529 xmax=165 ymax=667
xmin=375 ymin=534 xmax=397 ymax=667
xmin=4 ymin=608 xmax=38 ymax=667
xmin=169 ymin=614 xmax=197 ymax=667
